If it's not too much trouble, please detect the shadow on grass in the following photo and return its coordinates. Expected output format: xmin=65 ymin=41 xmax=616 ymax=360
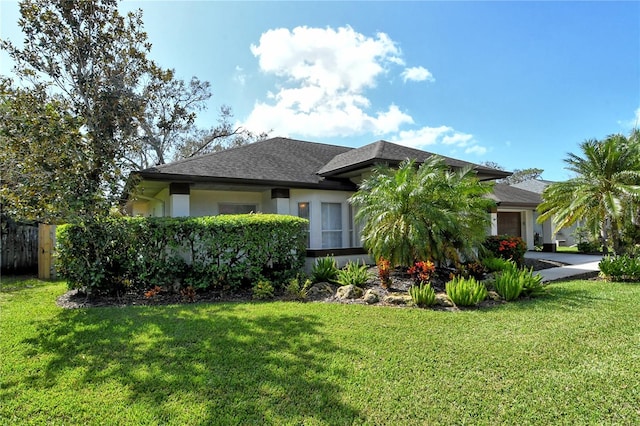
xmin=15 ymin=303 xmax=363 ymax=424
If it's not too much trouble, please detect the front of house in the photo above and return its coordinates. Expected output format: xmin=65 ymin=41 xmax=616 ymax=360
xmin=125 ymin=137 xmax=552 ymax=266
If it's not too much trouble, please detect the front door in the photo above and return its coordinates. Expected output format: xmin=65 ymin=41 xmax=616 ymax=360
xmin=497 ymin=212 xmax=521 ymax=237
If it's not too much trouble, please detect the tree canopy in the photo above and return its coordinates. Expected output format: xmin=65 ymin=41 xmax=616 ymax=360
xmin=537 ymin=132 xmax=640 ymax=254
xmin=1 ymin=0 xmax=265 ymax=222
xmin=350 ymin=157 xmax=495 ymax=267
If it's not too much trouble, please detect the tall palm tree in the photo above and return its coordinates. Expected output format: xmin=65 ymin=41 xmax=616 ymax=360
xmin=537 ymin=133 xmax=640 ymax=254
xmin=349 ymin=157 xmax=494 ymax=267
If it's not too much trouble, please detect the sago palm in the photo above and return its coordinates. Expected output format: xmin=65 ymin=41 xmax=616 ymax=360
xmin=349 ymin=157 xmax=494 ymax=267
xmin=537 ymin=133 xmax=640 ymax=254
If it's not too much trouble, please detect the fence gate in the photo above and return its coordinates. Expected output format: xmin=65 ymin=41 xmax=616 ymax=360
xmin=38 ymin=224 xmax=56 ymax=279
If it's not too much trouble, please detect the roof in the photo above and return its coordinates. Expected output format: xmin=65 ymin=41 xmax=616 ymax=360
xmin=510 ymin=179 xmax=554 ymax=194
xmin=317 ymin=140 xmax=510 ymax=180
xmin=135 ymin=137 xmax=357 ymax=191
xmin=492 ymin=184 xmax=542 ymax=207
xmin=134 ymin=137 xmax=510 ymax=190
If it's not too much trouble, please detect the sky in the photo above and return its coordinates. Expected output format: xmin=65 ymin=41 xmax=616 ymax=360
xmin=1 ymin=1 xmax=638 ymax=181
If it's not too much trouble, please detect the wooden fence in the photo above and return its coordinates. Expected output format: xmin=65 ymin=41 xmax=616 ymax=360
xmin=1 ymin=217 xmax=39 ymax=274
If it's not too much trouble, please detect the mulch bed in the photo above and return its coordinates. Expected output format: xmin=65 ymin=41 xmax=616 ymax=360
xmin=55 ymin=258 xmax=569 ymax=310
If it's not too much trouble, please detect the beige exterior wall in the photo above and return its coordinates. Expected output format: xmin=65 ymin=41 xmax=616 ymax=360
xmin=189 ymin=189 xmax=267 ymax=216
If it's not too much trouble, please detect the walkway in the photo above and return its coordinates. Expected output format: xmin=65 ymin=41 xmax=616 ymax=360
xmin=524 ymin=251 xmax=603 ymax=282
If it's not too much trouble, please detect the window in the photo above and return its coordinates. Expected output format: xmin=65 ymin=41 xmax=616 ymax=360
xmin=218 ymin=203 xmax=257 ymax=215
xmin=348 ymin=204 xmax=354 ymax=247
xmin=321 ymin=202 xmax=342 ymax=248
xmin=298 ymin=202 xmax=310 ymax=248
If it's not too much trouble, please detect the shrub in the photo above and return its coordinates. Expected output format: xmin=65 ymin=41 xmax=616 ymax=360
xmin=407 ymin=260 xmax=436 ymax=283
xmin=484 ymin=235 xmax=527 ymax=265
xmin=56 ymin=215 xmax=307 ymax=295
xmin=520 ymin=268 xmax=546 ymax=297
xmin=457 ymin=261 xmax=487 ymax=280
xmin=311 ymin=256 xmax=339 ymax=283
xmin=482 ymin=256 xmax=517 ymax=273
xmin=284 ymin=277 xmax=311 ymax=301
xmin=599 ymin=255 xmax=640 ymax=282
xmin=445 ymin=276 xmax=487 ymax=306
xmin=252 ymin=280 xmax=274 ymax=300
xmin=577 ymin=241 xmax=601 ymax=253
xmin=409 ymin=282 xmax=436 ymax=307
xmin=493 ymin=268 xmax=524 ymax=301
xmin=336 ymin=260 xmax=370 ymax=287
xmin=376 ymin=257 xmax=392 ymax=288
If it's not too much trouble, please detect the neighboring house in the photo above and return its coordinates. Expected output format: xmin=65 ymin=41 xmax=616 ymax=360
xmin=511 ymin=179 xmax=579 ymax=248
xmin=125 ymin=137 xmax=546 ymax=266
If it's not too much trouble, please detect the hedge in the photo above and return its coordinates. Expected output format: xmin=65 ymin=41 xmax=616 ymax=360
xmin=56 ymin=214 xmax=308 ymax=295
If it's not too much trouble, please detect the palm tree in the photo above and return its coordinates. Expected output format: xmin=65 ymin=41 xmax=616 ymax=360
xmin=537 ymin=133 xmax=640 ymax=254
xmin=349 ymin=157 xmax=494 ymax=267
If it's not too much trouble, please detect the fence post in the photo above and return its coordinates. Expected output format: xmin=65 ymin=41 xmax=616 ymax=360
xmin=38 ymin=224 xmax=56 ymax=280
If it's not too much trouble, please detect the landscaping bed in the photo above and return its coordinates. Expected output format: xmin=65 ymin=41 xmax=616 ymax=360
xmin=55 ymin=257 xmax=564 ymax=310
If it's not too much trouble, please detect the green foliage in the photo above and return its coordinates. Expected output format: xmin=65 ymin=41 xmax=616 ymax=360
xmin=577 ymin=241 xmax=601 ymax=253
xmin=311 ymin=256 xmax=339 ymax=283
xmin=284 ymin=277 xmax=311 ymax=301
xmin=537 ymin=132 xmax=640 ymax=255
xmin=493 ymin=268 xmax=525 ymax=301
xmin=599 ymin=255 xmax=640 ymax=282
xmin=456 ymin=261 xmax=487 ymax=280
xmin=482 ymin=256 xmax=516 ymax=273
xmin=484 ymin=235 xmax=527 ymax=265
xmin=56 ymin=215 xmax=307 ymax=295
xmin=336 ymin=260 xmax=370 ymax=287
xmin=4 ymin=279 xmax=640 ymax=424
xmin=409 ymin=282 xmax=436 ymax=308
xmin=1 ymin=0 xmax=153 ymax=216
xmin=445 ymin=276 xmax=488 ymax=306
xmin=350 ymin=157 xmax=495 ymax=267
xmin=519 ymin=268 xmax=546 ymax=297
xmin=0 ymin=81 xmax=99 ymax=222
xmin=252 ymin=280 xmax=274 ymax=300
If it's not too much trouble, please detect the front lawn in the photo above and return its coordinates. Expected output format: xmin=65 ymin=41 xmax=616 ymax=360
xmin=1 ymin=278 xmax=639 ymax=424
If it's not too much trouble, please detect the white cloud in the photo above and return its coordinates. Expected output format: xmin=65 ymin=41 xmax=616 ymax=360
xmin=401 ymin=66 xmax=434 ymax=83
xmin=244 ymin=25 xmax=415 ymax=137
xmin=233 ymin=65 xmax=246 ymax=86
xmin=392 ymin=125 xmax=488 ymax=156
xmin=618 ymin=107 xmax=640 ymax=129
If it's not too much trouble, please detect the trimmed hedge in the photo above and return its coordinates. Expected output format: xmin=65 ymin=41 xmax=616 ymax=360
xmin=56 ymin=215 xmax=308 ymax=295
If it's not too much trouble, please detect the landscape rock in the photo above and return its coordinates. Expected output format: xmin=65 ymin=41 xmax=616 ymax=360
xmin=307 ymin=282 xmax=334 ymax=300
xmin=487 ymin=291 xmax=502 ymax=301
xmin=336 ymin=285 xmax=364 ymax=300
xmin=384 ymin=294 xmax=413 ymax=305
xmin=363 ymin=289 xmax=380 ymax=304
xmin=435 ymin=293 xmax=454 ymax=307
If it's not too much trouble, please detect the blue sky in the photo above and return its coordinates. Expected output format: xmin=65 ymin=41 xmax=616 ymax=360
xmin=1 ymin=1 xmax=638 ymax=181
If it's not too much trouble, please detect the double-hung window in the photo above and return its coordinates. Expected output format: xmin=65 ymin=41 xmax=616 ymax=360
xmin=298 ymin=202 xmax=310 ymax=248
xmin=321 ymin=202 xmax=342 ymax=248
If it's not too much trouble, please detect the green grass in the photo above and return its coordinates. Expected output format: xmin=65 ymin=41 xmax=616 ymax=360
xmin=2 ymin=278 xmax=640 ymax=425
xmin=556 ymin=245 xmax=579 ymax=253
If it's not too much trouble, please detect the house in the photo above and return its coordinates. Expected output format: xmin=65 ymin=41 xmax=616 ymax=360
xmin=511 ymin=179 xmax=579 ymax=249
xmin=125 ymin=137 xmax=548 ymax=266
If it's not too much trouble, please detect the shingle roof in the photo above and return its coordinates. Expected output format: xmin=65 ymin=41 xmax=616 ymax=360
xmin=510 ymin=179 xmax=554 ymax=194
xmin=492 ymin=184 xmax=542 ymax=207
xmin=317 ymin=140 xmax=509 ymax=180
xmin=134 ymin=137 xmax=510 ymax=189
xmin=136 ymin=137 xmax=355 ymax=189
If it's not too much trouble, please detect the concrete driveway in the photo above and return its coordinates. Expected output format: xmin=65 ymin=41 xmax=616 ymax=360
xmin=524 ymin=251 xmax=603 ymax=282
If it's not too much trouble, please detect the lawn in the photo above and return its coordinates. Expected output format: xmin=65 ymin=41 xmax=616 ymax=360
xmin=1 ymin=277 xmax=639 ymax=425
